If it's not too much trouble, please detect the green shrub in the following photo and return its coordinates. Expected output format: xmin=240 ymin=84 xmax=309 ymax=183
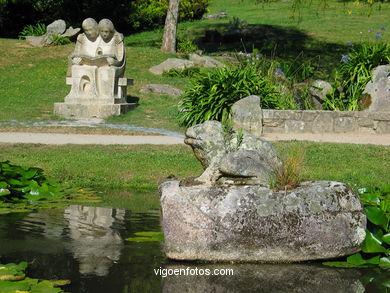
xmin=177 ymin=65 xmax=281 ymax=127
xmin=129 ymin=0 xmax=209 ymax=31
xmin=234 ymin=51 xmax=316 ymax=110
xmin=177 ymin=38 xmax=198 ymax=55
xmin=18 ymin=23 xmax=46 ymax=39
xmin=324 ymin=42 xmax=390 ymax=111
xmin=1 ymin=0 xmax=209 ymax=38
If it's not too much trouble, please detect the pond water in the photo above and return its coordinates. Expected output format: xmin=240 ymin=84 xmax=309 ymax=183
xmin=0 ymin=205 xmax=388 ymax=293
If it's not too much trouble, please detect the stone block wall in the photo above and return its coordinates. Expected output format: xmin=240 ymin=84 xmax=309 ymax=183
xmin=261 ymin=110 xmax=390 ymax=134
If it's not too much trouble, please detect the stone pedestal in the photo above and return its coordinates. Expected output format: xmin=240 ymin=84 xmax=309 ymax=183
xmin=159 ymin=180 xmax=366 ymax=262
xmin=54 ymin=65 xmax=135 ymax=119
xmin=54 ymin=102 xmax=136 ymax=119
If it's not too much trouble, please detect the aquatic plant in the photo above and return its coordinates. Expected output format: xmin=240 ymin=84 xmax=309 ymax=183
xmin=126 ymin=231 xmax=164 ymax=242
xmin=0 ymin=260 xmax=69 ymax=292
xmin=0 ymin=160 xmax=100 ymax=214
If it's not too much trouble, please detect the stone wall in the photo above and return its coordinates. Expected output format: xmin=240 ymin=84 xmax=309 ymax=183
xmin=261 ymin=110 xmax=390 ymax=134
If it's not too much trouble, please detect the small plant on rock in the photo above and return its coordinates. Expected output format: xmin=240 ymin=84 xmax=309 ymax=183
xmin=221 ymin=114 xmax=244 ymax=153
xmin=271 ymin=146 xmax=306 ymax=190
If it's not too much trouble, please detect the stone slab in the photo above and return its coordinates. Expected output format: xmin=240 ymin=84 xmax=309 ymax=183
xmin=54 ymin=102 xmax=136 ymax=119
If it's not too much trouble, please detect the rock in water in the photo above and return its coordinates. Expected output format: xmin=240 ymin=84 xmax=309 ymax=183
xmin=159 ymin=180 xmax=366 ymax=262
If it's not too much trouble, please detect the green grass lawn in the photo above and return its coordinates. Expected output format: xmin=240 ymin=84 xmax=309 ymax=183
xmin=0 ymin=142 xmax=389 ymax=210
xmin=0 ymin=0 xmax=389 ymax=131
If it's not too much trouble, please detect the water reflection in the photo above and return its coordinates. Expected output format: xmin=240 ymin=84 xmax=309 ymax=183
xmin=0 ymin=206 xmax=388 ymax=292
xmin=0 ymin=206 xmax=127 ymax=277
xmin=64 ymin=206 xmax=125 ymax=276
xmin=161 ymin=264 xmax=366 ymax=293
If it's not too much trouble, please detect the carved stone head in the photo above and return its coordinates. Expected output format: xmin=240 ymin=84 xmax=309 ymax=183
xmin=98 ymin=19 xmax=115 ymax=42
xmin=184 ymin=120 xmax=225 ymax=168
xmin=82 ymin=18 xmax=99 ymax=41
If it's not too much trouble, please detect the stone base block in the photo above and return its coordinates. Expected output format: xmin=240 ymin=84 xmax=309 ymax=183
xmin=54 ymin=102 xmax=136 ymax=119
xmin=159 ymin=180 xmax=366 ymax=262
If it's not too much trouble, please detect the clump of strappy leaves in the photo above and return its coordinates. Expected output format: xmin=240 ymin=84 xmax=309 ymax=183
xmin=221 ymin=114 xmax=244 ymax=153
xmin=323 ymin=185 xmax=389 ymax=268
xmin=0 ymin=260 xmax=70 ymax=292
xmin=0 ymin=160 xmax=100 ymax=214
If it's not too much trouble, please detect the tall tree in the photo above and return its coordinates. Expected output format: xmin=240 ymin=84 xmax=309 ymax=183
xmin=161 ymin=0 xmax=180 ymax=53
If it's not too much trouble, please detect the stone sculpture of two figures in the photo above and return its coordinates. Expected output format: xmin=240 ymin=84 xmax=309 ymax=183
xmin=54 ymin=18 xmax=134 ymax=119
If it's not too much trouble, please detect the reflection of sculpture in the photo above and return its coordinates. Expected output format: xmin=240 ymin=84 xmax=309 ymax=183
xmin=54 ymin=18 xmax=135 ymax=119
xmin=64 ymin=205 xmax=125 ymax=276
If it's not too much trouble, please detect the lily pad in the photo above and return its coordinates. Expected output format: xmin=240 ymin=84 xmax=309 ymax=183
xmin=126 ymin=231 xmax=164 ymax=242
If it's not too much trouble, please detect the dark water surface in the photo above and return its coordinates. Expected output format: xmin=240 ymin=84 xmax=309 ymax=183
xmin=0 ymin=206 xmax=388 ymax=293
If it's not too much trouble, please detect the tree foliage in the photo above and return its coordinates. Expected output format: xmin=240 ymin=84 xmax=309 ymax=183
xmin=0 ymin=0 xmax=209 ymax=38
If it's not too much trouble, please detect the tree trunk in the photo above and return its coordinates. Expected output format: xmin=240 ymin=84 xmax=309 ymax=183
xmin=161 ymin=0 xmax=180 ymax=53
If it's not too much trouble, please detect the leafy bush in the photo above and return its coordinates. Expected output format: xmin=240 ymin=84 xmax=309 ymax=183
xmin=129 ymin=0 xmax=209 ymax=31
xmin=235 ymin=50 xmax=316 ymax=84
xmin=324 ymin=186 xmax=389 ymax=268
xmin=178 ymin=65 xmax=281 ymax=127
xmin=18 ymin=23 xmax=46 ymax=39
xmin=1 ymin=0 xmax=209 ymax=37
xmin=324 ymin=42 xmax=390 ymax=111
xmin=177 ymin=38 xmax=198 ymax=55
xmin=234 ymin=51 xmax=314 ymax=110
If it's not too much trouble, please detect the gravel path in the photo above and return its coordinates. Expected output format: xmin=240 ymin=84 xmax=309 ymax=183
xmin=0 ymin=132 xmax=389 ymax=145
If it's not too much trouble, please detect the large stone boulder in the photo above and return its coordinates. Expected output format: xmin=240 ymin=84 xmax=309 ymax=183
xmin=149 ymin=58 xmax=195 ymax=75
xmin=309 ymin=80 xmax=333 ymax=109
xmin=232 ymin=95 xmax=263 ymax=136
xmin=189 ymin=53 xmax=225 ymax=68
xmin=140 ymin=84 xmax=184 ymax=98
xmin=203 ymin=12 xmax=228 ymax=20
xmin=184 ymin=120 xmax=282 ymax=186
xmin=160 ymin=180 xmax=366 ymax=262
xmin=46 ymin=19 xmax=66 ymax=36
xmin=363 ymin=65 xmax=390 ymax=112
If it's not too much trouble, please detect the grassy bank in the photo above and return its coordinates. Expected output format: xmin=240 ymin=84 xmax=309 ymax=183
xmin=1 ymin=0 xmax=389 ymax=131
xmin=0 ymin=142 xmax=389 ymax=210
